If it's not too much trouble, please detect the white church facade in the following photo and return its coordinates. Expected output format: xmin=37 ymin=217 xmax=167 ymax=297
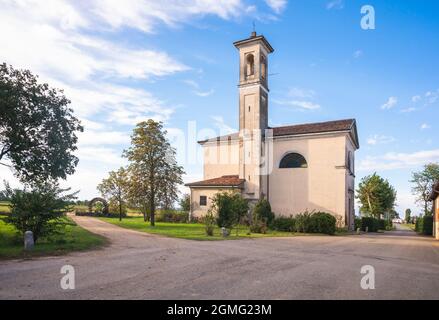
xmin=186 ymin=32 xmax=359 ymax=229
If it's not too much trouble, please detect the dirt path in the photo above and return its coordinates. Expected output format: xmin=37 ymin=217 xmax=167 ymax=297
xmin=1 ymin=216 xmax=439 ymax=300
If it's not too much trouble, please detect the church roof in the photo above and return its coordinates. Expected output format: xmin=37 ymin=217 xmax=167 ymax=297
xmin=185 ymin=175 xmax=245 ymax=188
xmin=233 ymin=34 xmax=274 ymax=53
xmin=198 ymin=119 xmax=359 ymax=148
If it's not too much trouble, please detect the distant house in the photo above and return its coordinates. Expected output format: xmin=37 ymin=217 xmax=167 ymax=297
xmin=430 ymin=181 xmax=439 ymax=240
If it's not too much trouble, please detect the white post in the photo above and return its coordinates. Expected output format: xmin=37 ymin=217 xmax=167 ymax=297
xmin=24 ymin=231 xmax=34 ymax=250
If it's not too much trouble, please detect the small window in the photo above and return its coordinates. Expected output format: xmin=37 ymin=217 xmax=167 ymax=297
xmin=200 ymin=196 xmax=207 ymax=206
xmin=279 ymin=153 xmax=308 ymax=169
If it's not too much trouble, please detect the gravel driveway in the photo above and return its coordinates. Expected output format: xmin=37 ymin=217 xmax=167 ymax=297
xmin=1 ymin=216 xmax=439 ymax=300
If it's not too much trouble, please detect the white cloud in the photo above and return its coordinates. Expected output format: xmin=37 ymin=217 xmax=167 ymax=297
xmin=211 ymin=116 xmax=236 ymax=134
xmin=412 ymin=95 xmax=421 ymax=103
xmin=358 ymin=149 xmax=439 ymax=171
xmin=401 ymin=107 xmax=417 ymax=113
xmin=326 ymin=0 xmax=344 ymax=10
xmin=353 ymin=50 xmax=363 ymax=59
xmin=367 ymin=135 xmax=396 ymax=145
xmin=90 ymin=0 xmax=246 ymax=33
xmin=425 ymin=90 xmax=439 ymax=105
xmin=420 ymin=123 xmax=431 ymax=130
xmin=194 ymin=89 xmax=215 ymax=97
xmin=78 ymin=130 xmax=130 ymax=147
xmin=381 ymin=96 xmax=398 ymax=110
xmin=265 ymin=0 xmax=287 ymax=13
xmin=183 ymin=79 xmax=215 ymax=97
xmin=76 ymin=147 xmax=126 ymax=166
xmin=274 ymin=100 xmax=321 ymax=110
xmin=288 ymin=87 xmax=316 ymax=99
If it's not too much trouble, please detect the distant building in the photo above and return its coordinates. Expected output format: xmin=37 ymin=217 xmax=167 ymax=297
xmin=186 ymin=32 xmax=359 ymax=230
xmin=429 ymin=181 xmax=439 ymax=240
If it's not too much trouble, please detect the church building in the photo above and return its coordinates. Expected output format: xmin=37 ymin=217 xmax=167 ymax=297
xmin=186 ymin=32 xmax=359 ymax=229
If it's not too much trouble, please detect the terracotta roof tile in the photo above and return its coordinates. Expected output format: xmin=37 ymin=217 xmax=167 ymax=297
xmin=185 ymin=175 xmax=245 ymax=188
xmin=198 ymin=119 xmax=359 ymax=148
xmin=271 ymin=119 xmax=355 ymax=137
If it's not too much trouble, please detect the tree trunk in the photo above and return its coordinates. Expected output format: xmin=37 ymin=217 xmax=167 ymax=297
xmin=150 ymin=194 xmax=155 ymax=227
xmin=367 ymin=193 xmax=373 ymax=217
xmin=119 ymin=200 xmax=122 ymax=222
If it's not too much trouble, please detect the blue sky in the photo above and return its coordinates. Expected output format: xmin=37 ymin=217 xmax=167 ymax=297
xmin=0 ymin=0 xmax=438 ymax=215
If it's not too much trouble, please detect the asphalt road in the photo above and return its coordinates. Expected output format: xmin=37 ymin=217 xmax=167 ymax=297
xmin=1 ymin=216 xmax=439 ymax=300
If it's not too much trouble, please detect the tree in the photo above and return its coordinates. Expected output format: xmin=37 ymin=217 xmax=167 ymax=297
xmin=124 ymin=120 xmax=184 ymax=226
xmin=410 ymin=163 xmax=439 ymax=216
xmin=179 ymin=194 xmax=190 ymax=212
xmin=356 ymin=173 xmax=397 ymax=219
xmin=4 ymin=181 xmax=77 ymax=243
xmin=405 ymin=208 xmax=411 ymax=224
xmin=0 ymin=63 xmax=83 ymax=184
xmin=211 ymin=191 xmax=248 ymax=231
xmin=157 ymin=149 xmax=184 ymax=211
xmin=97 ymin=167 xmax=128 ymax=221
xmin=253 ymin=198 xmax=275 ymax=226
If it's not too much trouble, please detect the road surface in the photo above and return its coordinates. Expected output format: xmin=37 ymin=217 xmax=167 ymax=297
xmin=1 ymin=216 xmax=438 ymax=299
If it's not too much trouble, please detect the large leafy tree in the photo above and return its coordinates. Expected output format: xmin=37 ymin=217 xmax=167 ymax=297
xmin=0 ymin=63 xmax=83 ymax=183
xmin=157 ymin=148 xmax=184 ymax=211
xmin=410 ymin=163 xmax=439 ymax=216
xmin=97 ymin=167 xmax=129 ymax=221
xmin=356 ymin=173 xmax=397 ymax=219
xmin=124 ymin=120 xmax=184 ymax=226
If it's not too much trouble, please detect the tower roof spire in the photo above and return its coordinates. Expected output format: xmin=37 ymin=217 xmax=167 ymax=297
xmin=251 ymin=21 xmax=256 ymax=38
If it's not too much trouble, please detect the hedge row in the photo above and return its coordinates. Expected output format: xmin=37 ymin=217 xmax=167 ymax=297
xmin=354 ymin=217 xmax=392 ymax=232
xmin=75 ymin=211 xmax=126 ymax=218
xmin=271 ymin=211 xmax=336 ymax=235
xmin=415 ymin=216 xmax=433 ymax=235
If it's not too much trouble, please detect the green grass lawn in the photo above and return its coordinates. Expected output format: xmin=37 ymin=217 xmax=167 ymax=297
xmin=400 ymin=223 xmax=416 ymax=231
xmin=99 ymin=216 xmax=299 ymax=240
xmin=0 ymin=216 xmax=107 ymax=260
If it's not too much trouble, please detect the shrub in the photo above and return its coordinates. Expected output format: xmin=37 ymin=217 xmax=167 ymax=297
xmin=308 ymin=212 xmax=336 ymax=235
xmin=361 ymin=217 xmax=379 ymax=232
xmin=378 ymin=219 xmax=386 ymax=231
xmin=354 ymin=217 xmax=362 ymax=231
xmin=212 ymin=192 xmax=248 ymax=231
xmin=253 ymin=199 xmax=275 ymax=226
xmin=249 ymin=219 xmax=267 ymax=234
xmin=157 ymin=210 xmax=188 ymax=223
xmin=271 ymin=216 xmax=296 ymax=232
xmin=179 ymin=194 xmax=190 ymax=212
xmin=295 ymin=211 xmax=313 ymax=233
xmin=4 ymin=182 xmax=76 ymax=243
xmin=75 ymin=210 xmax=126 ymax=218
xmin=416 ymin=216 xmax=433 ymax=235
xmin=204 ymin=211 xmax=216 ymax=236
xmin=384 ymin=219 xmax=393 ymax=231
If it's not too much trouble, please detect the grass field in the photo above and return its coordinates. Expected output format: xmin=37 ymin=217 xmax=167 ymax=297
xmin=100 ymin=216 xmax=298 ymax=240
xmin=0 ymin=216 xmax=107 ymax=260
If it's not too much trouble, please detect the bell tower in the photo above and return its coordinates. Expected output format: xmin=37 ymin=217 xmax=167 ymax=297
xmin=234 ymin=32 xmax=274 ymax=200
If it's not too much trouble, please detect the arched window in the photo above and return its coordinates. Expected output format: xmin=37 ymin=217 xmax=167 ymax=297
xmin=246 ymin=54 xmax=254 ymax=78
xmin=279 ymin=153 xmax=308 ymax=169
